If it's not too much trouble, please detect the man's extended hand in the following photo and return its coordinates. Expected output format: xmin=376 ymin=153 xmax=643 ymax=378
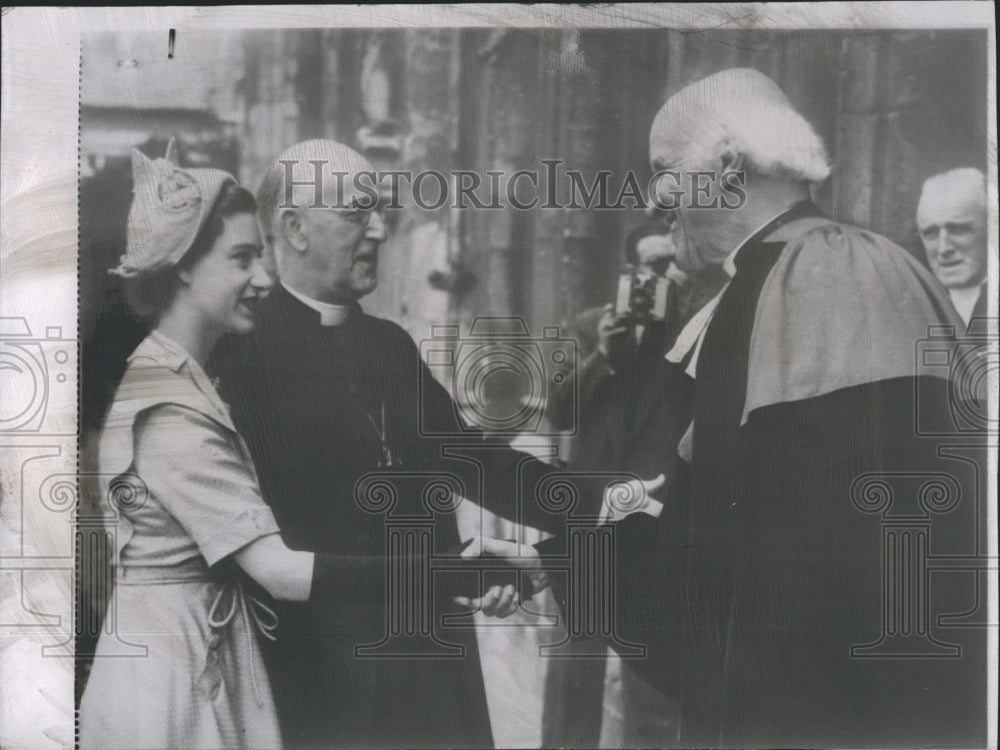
xmin=453 ymin=537 xmax=550 ymax=617
xmin=600 ymin=473 xmax=666 ymax=523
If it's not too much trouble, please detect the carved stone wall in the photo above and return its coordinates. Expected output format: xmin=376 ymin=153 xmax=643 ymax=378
xmin=83 ymin=28 xmax=989 ymax=339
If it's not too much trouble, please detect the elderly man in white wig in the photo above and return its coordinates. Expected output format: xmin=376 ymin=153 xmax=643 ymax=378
xmin=512 ymin=68 xmax=987 ymax=749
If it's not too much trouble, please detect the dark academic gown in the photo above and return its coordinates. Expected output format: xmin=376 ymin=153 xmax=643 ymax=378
xmin=212 ymin=285 xmax=565 ymax=749
xmin=543 ymin=206 xmax=989 ymax=748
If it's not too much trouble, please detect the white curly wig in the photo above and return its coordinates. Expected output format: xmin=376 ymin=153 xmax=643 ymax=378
xmin=650 ymin=68 xmax=831 ymax=185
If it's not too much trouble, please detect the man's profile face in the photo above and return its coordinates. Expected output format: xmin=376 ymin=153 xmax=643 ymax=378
xmin=288 ymin=156 xmax=387 ymax=304
xmin=650 ymin=134 xmax=725 ymax=271
xmin=649 ymin=128 xmax=693 ymax=213
xmin=300 ymin=194 xmax=386 ymax=303
xmin=917 ymin=177 xmax=987 ymax=289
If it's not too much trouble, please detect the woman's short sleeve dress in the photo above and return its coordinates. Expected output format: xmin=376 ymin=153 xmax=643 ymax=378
xmin=79 ymin=332 xmax=284 ymax=750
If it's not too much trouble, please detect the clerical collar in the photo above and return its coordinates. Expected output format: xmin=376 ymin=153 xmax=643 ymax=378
xmin=723 ymin=201 xmax=821 ymax=278
xmin=281 ymin=281 xmax=351 ymax=326
xmin=949 ymin=283 xmax=984 ymax=326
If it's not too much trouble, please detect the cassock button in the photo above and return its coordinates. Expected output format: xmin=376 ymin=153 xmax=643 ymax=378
xmin=348 ymin=382 xmax=359 ymax=395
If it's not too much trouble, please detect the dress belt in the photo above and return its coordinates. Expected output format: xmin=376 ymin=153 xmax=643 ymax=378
xmin=198 ymin=577 xmax=279 ymax=706
xmin=117 ymin=563 xmax=278 ymax=705
xmin=115 ymin=559 xmax=213 ymax=584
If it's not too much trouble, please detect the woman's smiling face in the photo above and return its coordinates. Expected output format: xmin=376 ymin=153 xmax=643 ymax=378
xmin=182 ymin=213 xmax=273 ymax=336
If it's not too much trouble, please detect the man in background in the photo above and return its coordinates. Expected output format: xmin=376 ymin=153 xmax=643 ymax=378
xmin=917 ymin=167 xmax=990 ymax=327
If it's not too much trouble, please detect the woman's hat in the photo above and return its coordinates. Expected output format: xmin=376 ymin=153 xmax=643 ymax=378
xmin=110 ymin=139 xmax=237 ymax=278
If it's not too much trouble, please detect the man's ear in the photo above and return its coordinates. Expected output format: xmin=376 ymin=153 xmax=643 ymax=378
xmin=719 ymin=150 xmax=745 ymax=175
xmin=280 ymin=210 xmax=308 ymax=253
xmin=714 ymin=135 xmax=745 ymax=174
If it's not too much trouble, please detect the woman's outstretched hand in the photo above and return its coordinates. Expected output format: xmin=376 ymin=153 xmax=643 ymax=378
xmin=453 ymin=537 xmax=549 ymax=617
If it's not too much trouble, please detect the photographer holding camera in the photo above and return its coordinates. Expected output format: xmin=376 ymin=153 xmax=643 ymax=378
xmin=549 ymin=213 xmax=722 ymax=487
xmin=542 ymin=214 xmax=722 ymax=749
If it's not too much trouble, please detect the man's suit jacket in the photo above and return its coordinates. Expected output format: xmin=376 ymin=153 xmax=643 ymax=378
xmin=970 ymin=281 xmax=989 ymax=325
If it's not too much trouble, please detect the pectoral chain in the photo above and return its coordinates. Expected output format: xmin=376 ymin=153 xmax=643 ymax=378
xmin=366 ymin=401 xmax=401 ymax=469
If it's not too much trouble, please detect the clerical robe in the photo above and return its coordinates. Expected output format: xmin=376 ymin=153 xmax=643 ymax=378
xmin=543 ymin=207 xmax=988 ymax=748
xmin=212 ymin=284 xmax=566 ymax=749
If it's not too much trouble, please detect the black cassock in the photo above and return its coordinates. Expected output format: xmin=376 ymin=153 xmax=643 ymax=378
xmin=213 ymin=284 xmax=565 ymax=749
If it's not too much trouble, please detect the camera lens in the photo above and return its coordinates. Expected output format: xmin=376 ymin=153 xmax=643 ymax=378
xmin=631 ymin=283 xmax=652 ymax=313
xmin=454 ymin=342 xmax=544 ymax=431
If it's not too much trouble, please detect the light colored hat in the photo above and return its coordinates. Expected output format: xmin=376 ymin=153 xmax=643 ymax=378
xmin=111 ymin=139 xmax=236 ymax=278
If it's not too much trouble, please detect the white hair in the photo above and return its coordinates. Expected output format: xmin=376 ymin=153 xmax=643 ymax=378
xmin=919 ymin=167 xmax=987 ymax=209
xmin=651 ymin=68 xmax=831 ymax=184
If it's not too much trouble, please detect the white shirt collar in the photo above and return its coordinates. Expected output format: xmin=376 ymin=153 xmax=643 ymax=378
xmin=281 ymin=280 xmax=351 ymax=326
xmin=133 ymin=329 xmax=190 ymax=371
xmin=948 ymin=283 xmax=984 ymax=326
xmin=139 ymin=330 xmax=232 ymax=422
xmin=665 ymin=283 xmax=727 ymax=377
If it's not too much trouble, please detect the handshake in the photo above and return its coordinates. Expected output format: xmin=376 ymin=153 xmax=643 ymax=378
xmin=455 ymin=473 xmax=666 ymax=618
xmin=453 ymin=537 xmax=548 ymax=619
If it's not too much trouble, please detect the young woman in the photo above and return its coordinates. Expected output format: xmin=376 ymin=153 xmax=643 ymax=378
xmin=79 ymin=145 xmax=516 ymax=750
xmin=77 ymin=146 xmax=313 ymax=749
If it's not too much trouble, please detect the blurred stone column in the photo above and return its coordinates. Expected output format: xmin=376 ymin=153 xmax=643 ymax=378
xmin=456 ymin=29 xmax=536 ymax=323
xmin=527 ymin=30 xmax=626 ymax=329
xmin=240 ymin=30 xmax=302 ymax=189
xmin=368 ymin=29 xmax=462 ymax=336
xmin=834 ymin=31 xmax=987 ymax=257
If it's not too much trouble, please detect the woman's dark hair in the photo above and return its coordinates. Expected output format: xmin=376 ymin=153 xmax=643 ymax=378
xmin=125 ymin=183 xmax=257 ymax=320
